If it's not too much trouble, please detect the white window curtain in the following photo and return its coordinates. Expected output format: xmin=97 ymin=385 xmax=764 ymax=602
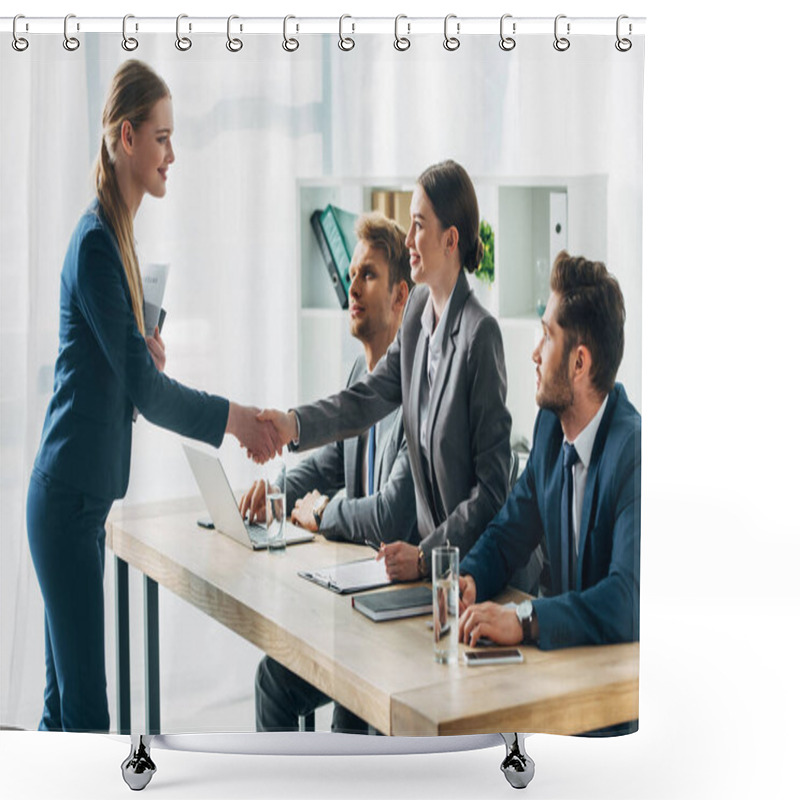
xmin=1 ymin=30 xmax=643 ymax=732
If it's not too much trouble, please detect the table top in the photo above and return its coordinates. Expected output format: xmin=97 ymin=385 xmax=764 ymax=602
xmin=106 ymin=497 xmax=638 ymax=736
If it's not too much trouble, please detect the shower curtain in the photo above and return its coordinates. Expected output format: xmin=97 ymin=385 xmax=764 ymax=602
xmin=0 ymin=17 xmax=644 ymax=744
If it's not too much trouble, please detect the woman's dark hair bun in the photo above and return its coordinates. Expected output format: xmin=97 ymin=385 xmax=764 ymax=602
xmin=463 ymin=238 xmax=484 ymax=273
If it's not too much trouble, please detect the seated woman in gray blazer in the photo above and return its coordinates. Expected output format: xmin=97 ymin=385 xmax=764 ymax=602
xmin=259 ymin=160 xmax=512 ymax=581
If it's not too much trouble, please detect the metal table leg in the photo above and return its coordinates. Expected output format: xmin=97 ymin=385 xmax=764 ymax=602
xmin=144 ymin=575 xmax=160 ymax=735
xmin=115 ymin=556 xmax=131 ymax=736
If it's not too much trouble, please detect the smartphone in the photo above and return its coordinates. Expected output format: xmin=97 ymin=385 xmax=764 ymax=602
xmin=463 ymin=648 xmax=523 ymax=666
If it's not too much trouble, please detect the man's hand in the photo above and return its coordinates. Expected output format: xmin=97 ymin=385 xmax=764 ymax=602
xmin=291 ymin=489 xmax=322 ymax=531
xmin=239 ymin=479 xmax=267 ymax=523
xmin=226 ymin=403 xmax=280 ymax=463
xmin=458 ymin=574 xmax=477 ymax=615
xmin=376 ymin=541 xmax=420 ymax=582
xmin=146 ymin=326 xmax=166 ymax=372
xmin=458 ymin=601 xmax=523 ymax=648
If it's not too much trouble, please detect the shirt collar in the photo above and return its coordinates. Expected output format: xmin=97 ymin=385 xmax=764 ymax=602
xmin=421 ymin=283 xmax=456 ymax=351
xmin=567 ymin=394 xmax=609 ymax=469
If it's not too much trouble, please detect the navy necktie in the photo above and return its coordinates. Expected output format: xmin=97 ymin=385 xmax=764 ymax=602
xmin=560 ymin=442 xmax=580 ymax=594
xmin=367 ymin=425 xmax=376 ymax=495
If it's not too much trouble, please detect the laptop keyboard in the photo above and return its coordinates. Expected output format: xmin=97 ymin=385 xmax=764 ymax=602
xmin=246 ymin=522 xmax=270 ymax=544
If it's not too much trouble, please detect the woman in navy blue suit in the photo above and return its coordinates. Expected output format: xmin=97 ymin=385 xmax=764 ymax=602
xmin=26 ymin=60 xmax=271 ymax=732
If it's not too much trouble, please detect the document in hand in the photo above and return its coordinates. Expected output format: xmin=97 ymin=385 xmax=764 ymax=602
xmin=351 ymin=585 xmax=433 ymax=622
xmin=298 ymin=557 xmax=391 ymax=594
xmin=142 ymin=262 xmax=169 ymax=336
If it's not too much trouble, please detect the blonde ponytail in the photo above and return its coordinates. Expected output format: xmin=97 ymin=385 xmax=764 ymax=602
xmin=93 ymin=60 xmax=170 ymax=336
xmin=94 ymin=138 xmax=145 ymax=334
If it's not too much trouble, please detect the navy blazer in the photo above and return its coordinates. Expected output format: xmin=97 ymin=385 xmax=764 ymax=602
xmin=34 ymin=201 xmax=229 ymax=501
xmin=281 ymin=355 xmax=418 ymax=545
xmin=460 ymin=383 xmax=641 ymax=650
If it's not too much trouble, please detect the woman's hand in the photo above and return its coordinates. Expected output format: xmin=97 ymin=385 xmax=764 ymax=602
xmin=376 ymin=541 xmax=421 ymax=582
xmin=146 ymin=326 xmax=166 ymax=372
xmin=227 ymin=403 xmax=281 ymax=463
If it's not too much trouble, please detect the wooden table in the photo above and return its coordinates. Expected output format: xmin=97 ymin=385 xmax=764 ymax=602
xmin=106 ymin=498 xmax=639 ymax=737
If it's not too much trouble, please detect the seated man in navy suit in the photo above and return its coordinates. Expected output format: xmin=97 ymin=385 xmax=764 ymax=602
xmin=458 ymin=251 xmax=640 ymax=658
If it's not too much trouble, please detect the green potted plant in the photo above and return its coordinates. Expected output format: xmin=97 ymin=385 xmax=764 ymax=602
xmin=475 ymin=219 xmax=495 ymax=284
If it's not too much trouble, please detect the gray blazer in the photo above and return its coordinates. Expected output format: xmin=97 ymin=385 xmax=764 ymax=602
xmin=294 ymin=270 xmax=511 ymax=565
xmin=283 ymin=355 xmax=418 ymax=546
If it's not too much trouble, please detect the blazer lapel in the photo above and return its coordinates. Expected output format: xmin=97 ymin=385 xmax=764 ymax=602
xmin=344 ymin=357 xmax=367 ymax=496
xmin=373 ymin=415 xmax=392 ymax=487
xmin=576 ymin=387 xmax=619 ymax=585
xmin=407 ymin=332 xmax=429 ymax=492
xmin=543 ymin=430 xmax=566 ymax=595
xmin=425 ymin=271 xmax=470 ymax=459
xmin=343 ymin=437 xmax=359 ymax=497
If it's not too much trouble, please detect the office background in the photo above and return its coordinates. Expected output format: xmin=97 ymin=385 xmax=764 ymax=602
xmin=1 ymin=14 xmax=643 ymax=733
xmin=1 ymin=1 xmax=798 ymax=799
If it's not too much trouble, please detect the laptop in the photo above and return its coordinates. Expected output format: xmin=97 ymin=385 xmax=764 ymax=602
xmin=182 ymin=444 xmax=315 ymax=550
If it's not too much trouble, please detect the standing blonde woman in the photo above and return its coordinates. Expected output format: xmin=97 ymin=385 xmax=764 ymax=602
xmin=26 ymin=60 xmax=271 ymax=732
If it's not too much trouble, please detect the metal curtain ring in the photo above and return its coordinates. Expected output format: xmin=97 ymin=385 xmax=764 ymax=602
xmin=338 ymin=14 xmax=355 ymax=51
xmin=394 ymin=15 xmax=410 ymax=51
xmin=175 ymin=14 xmax=192 ymax=51
xmin=283 ymin=15 xmax=299 ymax=52
xmin=122 ymin=14 xmax=139 ymax=51
xmin=443 ymin=14 xmax=460 ymax=51
xmin=499 ymin=14 xmax=516 ymax=51
xmin=615 ymin=14 xmax=632 ymax=52
xmin=12 ymin=14 xmax=29 ymax=52
xmin=553 ymin=14 xmax=570 ymax=52
xmin=63 ymin=13 xmax=80 ymax=51
xmin=226 ymin=15 xmax=243 ymax=52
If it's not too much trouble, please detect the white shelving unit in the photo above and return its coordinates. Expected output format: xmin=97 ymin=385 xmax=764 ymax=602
xmin=296 ymin=175 xmax=607 ymax=444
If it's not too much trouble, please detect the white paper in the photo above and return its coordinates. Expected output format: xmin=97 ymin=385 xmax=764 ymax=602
xmin=142 ymin=262 xmax=169 ymax=336
xmin=300 ymin=557 xmax=391 ymax=594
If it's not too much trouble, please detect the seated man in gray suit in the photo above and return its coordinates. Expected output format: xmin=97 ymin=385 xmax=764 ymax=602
xmin=458 ymin=252 xmax=640 ymax=667
xmin=239 ymin=211 xmax=417 ymax=734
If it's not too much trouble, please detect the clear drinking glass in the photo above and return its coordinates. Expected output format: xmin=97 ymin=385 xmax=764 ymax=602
xmin=266 ymin=460 xmax=286 ymax=551
xmin=432 ymin=545 xmax=459 ymax=664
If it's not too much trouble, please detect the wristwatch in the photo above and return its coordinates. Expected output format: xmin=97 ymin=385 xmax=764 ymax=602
xmin=516 ymin=599 xmax=535 ymax=643
xmin=311 ymin=494 xmax=329 ymax=530
xmin=417 ymin=547 xmax=429 ymax=578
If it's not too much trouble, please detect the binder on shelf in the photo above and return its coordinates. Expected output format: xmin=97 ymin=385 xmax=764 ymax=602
xmin=310 ymin=204 xmax=359 ymax=309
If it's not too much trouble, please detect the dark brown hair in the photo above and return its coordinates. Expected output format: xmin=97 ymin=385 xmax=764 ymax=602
xmin=355 ymin=212 xmax=412 ymax=289
xmin=550 ymin=251 xmax=626 ymax=395
xmin=417 ymin=160 xmax=483 ymax=273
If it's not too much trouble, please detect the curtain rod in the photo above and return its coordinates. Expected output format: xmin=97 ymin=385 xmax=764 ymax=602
xmin=1 ymin=16 xmax=646 ymax=37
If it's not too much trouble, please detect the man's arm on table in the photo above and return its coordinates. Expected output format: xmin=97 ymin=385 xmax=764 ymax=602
xmin=320 ymin=433 xmax=418 ymax=546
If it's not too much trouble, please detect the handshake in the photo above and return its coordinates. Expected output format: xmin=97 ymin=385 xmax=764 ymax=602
xmin=225 ymin=404 xmax=300 ymax=464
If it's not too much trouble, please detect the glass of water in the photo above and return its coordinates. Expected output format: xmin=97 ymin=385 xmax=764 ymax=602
xmin=265 ymin=459 xmax=286 ymax=551
xmin=432 ymin=545 xmax=459 ymax=664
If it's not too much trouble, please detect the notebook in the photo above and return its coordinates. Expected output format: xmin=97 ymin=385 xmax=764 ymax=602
xmin=352 ymin=585 xmax=433 ymax=622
